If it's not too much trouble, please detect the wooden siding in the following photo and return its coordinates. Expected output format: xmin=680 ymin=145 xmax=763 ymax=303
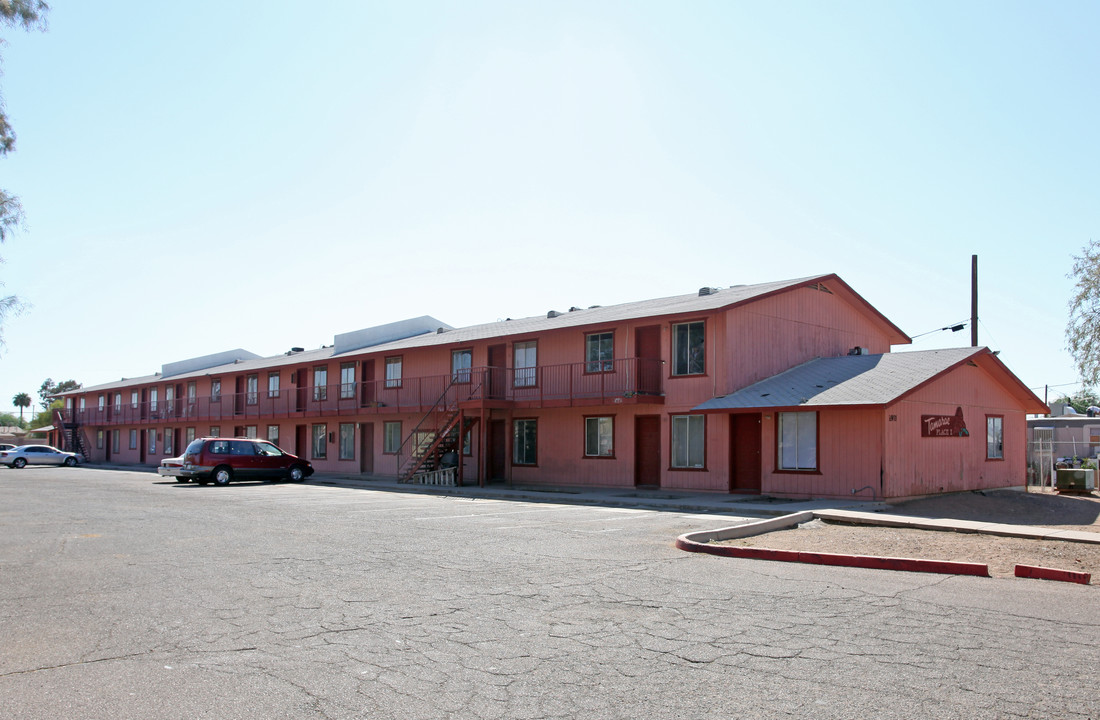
xmin=760 ymin=408 xmax=884 ymax=499
xmin=724 ymin=286 xmax=897 ymax=394
xmin=884 ymin=364 xmax=1027 ymax=498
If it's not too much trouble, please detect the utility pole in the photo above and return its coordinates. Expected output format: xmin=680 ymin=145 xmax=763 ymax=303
xmin=971 ymin=254 xmax=978 ymax=347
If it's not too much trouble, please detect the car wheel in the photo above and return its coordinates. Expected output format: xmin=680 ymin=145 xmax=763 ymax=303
xmin=13 ymin=458 xmax=26 ymax=469
xmin=212 ymin=466 xmax=233 ymax=486
xmin=64 ymin=456 xmax=77 ymax=467
xmin=288 ymin=465 xmax=305 ymax=482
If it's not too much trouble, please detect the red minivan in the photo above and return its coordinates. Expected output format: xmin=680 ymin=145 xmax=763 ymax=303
xmin=180 ymin=437 xmax=314 ymax=486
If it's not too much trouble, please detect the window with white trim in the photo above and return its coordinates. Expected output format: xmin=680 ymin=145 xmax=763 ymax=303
xmin=585 ymin=332 xmax=613 ymax=372
xmin=585 ymin=417 xmax=614 ymax=457
xmin=452 ymin=349 xmax=472 ymax=383
xmin=383 ymin=421 xmax=402 ymax=454
xmin=385 ymin=357 xmax=402 ymax=388
xmin=514 ymin=341 xmax=537 ymax=387
xmin=778 ymin=412 xmax=817 ymax=471
xmin=986 ymin=416 xmax=1004 ymax=460
xmin=671 ymin=414 xmax=705 ymax=468
xmin=672 ymin=321 xmax=705 ymax=376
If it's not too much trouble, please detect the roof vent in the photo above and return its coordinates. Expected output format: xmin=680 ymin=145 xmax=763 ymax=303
xmin=290 ymin=347 xmax=304 ymax=353
xmin=569 ymin=306 xmax=581 ymax=312
xmin=437 ymin=327 xmax=447 ymax=334
xmin=698 ymin=287 xmax=719 ymax=296
xmin=547 ymin=310 xmax=562 ymax=318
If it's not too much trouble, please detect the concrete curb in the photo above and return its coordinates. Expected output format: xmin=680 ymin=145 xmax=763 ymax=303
xmin=1014 ymin=565 xmax=1092 ymax=585
xmin=676 ymin=510 xmax=1097 ymax=581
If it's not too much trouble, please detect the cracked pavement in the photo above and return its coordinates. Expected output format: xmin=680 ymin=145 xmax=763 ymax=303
xmin=1 ymin=467 xmax=1097 ymax=719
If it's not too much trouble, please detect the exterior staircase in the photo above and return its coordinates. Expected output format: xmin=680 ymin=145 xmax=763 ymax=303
xmin=397 ymin=378 xmax=481 ymax=485
xmin=53 ymin=409 xmax=91 ymax=461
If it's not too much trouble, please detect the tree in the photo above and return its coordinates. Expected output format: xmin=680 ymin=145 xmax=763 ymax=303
xmin=0 ymin=1 xmax=49 ymax=345
xmin=37 ymin=377 xmax=79 ymax=410
xmin=0 ymin=411 xmax=25 ymax=428
xmin=12 ymin=390 xmax=31 ymax=420
xmin=1053 ymin=388 xmax=1099 ymax=414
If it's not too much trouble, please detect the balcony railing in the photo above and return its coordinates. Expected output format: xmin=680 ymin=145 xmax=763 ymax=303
xmin=60 ymin=357 xmax=663 ymax=427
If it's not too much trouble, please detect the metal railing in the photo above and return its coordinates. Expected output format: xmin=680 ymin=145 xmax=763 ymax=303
xmin=58 ymin=357 xmax=664 ymax=427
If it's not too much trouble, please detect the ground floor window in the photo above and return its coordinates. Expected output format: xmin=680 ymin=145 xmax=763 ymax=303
xmin=186 ymin=427 xmax=196 ymax=445
xmin=585 ymin=416 xmax=614 ymax=457
xmin=164 ymin=429 xmax=173 ymax=455
xmin=513 ymin=419 xmax=537 ymax=465
xmin=96 ymin=430 xmax=104 ymax=449
xmin=339 ymin=423 xmax=355 ymax=460
xmin=129 ymin=429 xmax=138 ymax=450
xmin=210 ymin=426 xmax=220 ymax=438
xmin=987 ymin=415 xmax=1004 ymax=460
xmin=383 ymin=422 xmax=401 ymax=454
xmin=267 ymin=425 xmax=280 ymax=445
xmin=112 ymin=430 xmax=120 ymax=454
xmin=312 ymin=424 xmax=328 ymax=459
xmin=778 ymin=411 xmax=817 ymax=471
xmin=671 ymin=414 xmax=705 ymax=468
xmin=148 ymin=431 xmax=156 ymax=454
xmin=244 ymin=425 xmax=257 ymax=439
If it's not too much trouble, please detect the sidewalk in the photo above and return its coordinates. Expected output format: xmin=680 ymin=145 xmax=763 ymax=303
xmin=306 ymin=471 xmax=888 ymax=518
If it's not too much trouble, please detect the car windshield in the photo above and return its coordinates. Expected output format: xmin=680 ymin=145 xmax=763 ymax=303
xmin=254 ymin=441 xmax=284 ymax=457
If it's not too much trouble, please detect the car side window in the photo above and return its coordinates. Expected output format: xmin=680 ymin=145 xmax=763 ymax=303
xmin=210 ymin=440 xmax=231 ymax=455
xmin=230 ymin=441 xmax=254 ymax=456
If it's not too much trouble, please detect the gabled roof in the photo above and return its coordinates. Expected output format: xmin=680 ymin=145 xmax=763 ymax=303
xmin=63 ymin=274 xmax=910 ymax=395
xmin=694 ymin=347 xmax=1048 ymax=414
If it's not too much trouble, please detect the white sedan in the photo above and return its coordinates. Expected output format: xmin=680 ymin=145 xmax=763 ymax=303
xmin=0 ymin=445 xmax=83 ymax=468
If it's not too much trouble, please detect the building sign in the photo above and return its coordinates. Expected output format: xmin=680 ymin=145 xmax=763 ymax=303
xmin=921 ymin=407 xmax=969 ymax=437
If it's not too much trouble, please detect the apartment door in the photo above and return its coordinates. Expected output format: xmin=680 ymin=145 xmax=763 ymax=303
xmin=488 ymin=419 xmax=507 ymax=482
xmin=359 ymin=422 xmax=374 ymax=473
xmin=634 ymin=415 xmax=661 ymax=487
xmin=730 ymin=413 xmax=762 ymax=493
xmin=634 ymin=326 xmax=661 ymax=395
xmin=487 ymin=344 xmax=505 ymax=400
xmin=295 ymin=424 xmax=308 ymax=458
xmin=295 ymin=372 xmax=307 ymax=412
xmin=139 ymin=430 xmax=147 ymax=464
xmin=234 ymin=377 xmax=245 ymax=415
xmin=360 ymin=360 xmax=376 ymax=407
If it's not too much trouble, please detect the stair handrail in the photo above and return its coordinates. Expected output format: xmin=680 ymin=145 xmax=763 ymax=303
xmin=396 ymin=375 xmax=485 ymax=481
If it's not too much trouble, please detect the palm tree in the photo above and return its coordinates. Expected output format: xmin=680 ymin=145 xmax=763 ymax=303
xmin=12 ymin=392 xmax=31 ymax=423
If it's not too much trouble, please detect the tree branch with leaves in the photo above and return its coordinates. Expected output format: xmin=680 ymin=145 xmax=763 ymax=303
xmin=0 ymin=0 xmax=49 ymax=344
xmin=1066 ymin=239 xmax=1100 ymax=386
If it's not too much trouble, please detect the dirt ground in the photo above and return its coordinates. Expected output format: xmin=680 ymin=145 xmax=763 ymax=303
xmin=724 ymin=488 xmax=1100 ymax=582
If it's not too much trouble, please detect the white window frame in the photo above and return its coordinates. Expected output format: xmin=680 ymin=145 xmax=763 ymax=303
xmin=672 ymin=320 xmax=706 ymax=376
xmin=671 ymin=414 xmax=705 ymax=468
xmin=778 ymin=411 xmax=817 ymax=471
xmin=385 ymin=357 xmax=402 ymax=389
xmin=987 ymin=416 xmax=1004 ymax=460
xmin=584 ymin=416 xmax=614 ymax=457
xmin=514 ymin=341 xmax=537 ymax=388
xmin=452 ymin=349 xmax=473 ymax=383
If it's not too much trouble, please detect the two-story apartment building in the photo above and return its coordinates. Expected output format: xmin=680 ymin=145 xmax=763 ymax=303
xmin=56 ymin=274 xmax=1046 ymax=499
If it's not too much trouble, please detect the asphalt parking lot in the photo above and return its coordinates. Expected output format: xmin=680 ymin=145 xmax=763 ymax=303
xmin=2 ymin=466 xmax=1098 ymax=719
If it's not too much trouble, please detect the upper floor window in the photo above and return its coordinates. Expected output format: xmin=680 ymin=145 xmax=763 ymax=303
xmin=514 ymin=341 xmax=537 ymax=388
xmin=211 ymin=379 xmax=222 ymax=401
xmin=268 ymin=372 xmax=280 ymax=398
xmin=672 ymin=321 xmax=705 ymax=376
xmin=987 ymin=416 xmax=1004 ymax=460
xmin=98 ymin=394 xmax=105 ymax=410
xmin=314 ymin=367 xmax=328 ymax=401
xmin=778 ymin=411 xmax=817 ymax=471
xmin=115 ymin=393 xmax=122 ymax=412
xmin=130 ymin=390 xmax=138 ymax=408
xmin=79 ymin=397 xmax=86 ymax=411
xmin=187 ymin=382 xmax=197 ymax=402
xmin=340 ymin=363 xmax=356 ymax=399
xmin=452 ymin=349 xmax=472 ymax=384
xmin=246 ymin=374 xmax=259 ymax=405
xmin=149 ymin=388 xmax=158 ymax=411
xmin=385 ymin=357 xmax=403 ymax=388
xmin=586 ymin=332 xmax=613 ymax=373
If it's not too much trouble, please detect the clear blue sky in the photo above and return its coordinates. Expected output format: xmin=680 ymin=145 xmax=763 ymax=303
xmin=1 ymin=1 xmax=1096 ymax=417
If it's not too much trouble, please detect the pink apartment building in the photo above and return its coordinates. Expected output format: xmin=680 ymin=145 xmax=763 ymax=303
xmin=55 ymin=274 xmax=1046 ymax=500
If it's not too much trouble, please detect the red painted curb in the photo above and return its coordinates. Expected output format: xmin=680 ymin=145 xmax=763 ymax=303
xmin=676 ymin=538 xmax=990 ymax=577
xmin=1014 ymin=565 xmax=1092 ymax=585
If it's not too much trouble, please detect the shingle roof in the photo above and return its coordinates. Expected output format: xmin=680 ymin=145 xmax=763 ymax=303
xmin=694 ymin=347 xmax=987 ymax=411
xmin=66 ymin=273 xmax=909 ymax=395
